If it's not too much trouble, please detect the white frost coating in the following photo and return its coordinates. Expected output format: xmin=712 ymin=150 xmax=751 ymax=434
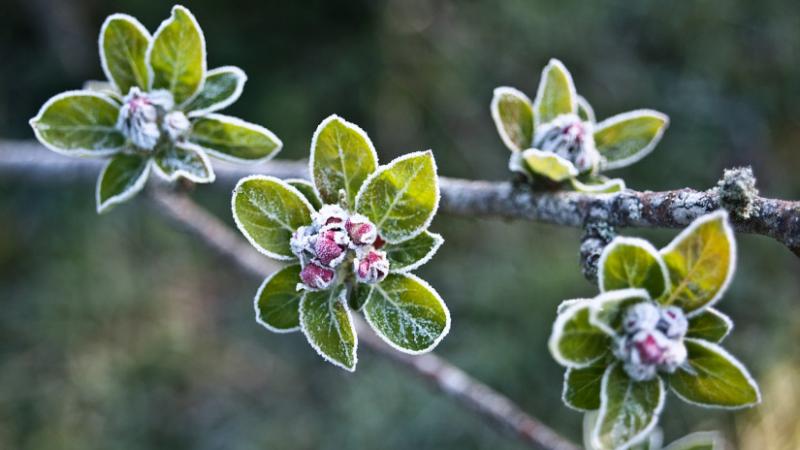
xmin=490 ymin=86 xmax=534 ymax=152
xmin=145 ymin=5 xmax=207 ymax=106
xmin=29 ymin=90 xmax=124 ymax=157
xmin=191 ymin=113 xmax=284 ymax=163
xmin=308 ymin=114 xmax=379 ymax=202
xmin=532 ymin=58 xmax=578 ymax=127
xmin=151 ymin=141 xmax=216 ymax=183
xmin=98 ymin=13 xmax=152 ymax=93
xmin=298 ymin=287 xmax=358 ymax=372
xmin=596 ymin=109 xmax=669 ymax=171
xmin=597 ymin=236 xmax=671 ymax=297
xmin=95 ymin=156 xmax=152 ymax=214
xmin=577 ymin=95 xmax=596 ymax=123
xmin=389 ymin=232 xmax=444 ymax=274
xmin=253 ymin=266 xmax=301 ymax=334
xmin=187 ymin=66 xmax=247 ymax=117
xmin=548 ymin=299 xmax=609 ymax=369
xmin=520 ymin=148 xmax=580 ymax=180
xmin=659 ymin=210 xmax=737 ymax=318
xmin=570 ymin=177 xmax=626 ymax=194
xmin=587 ymin=288 xmax=651 ymax=337
xmin=230 ymin=174 xmax=315 ymax=261
xmin=354 ymin=150 xmax=441 ymax=244
xmin=556 ymin=298 xmax=591 ymax=315
xmin=661 ymin=431 xmax=723 ymax=450
xmin=670 ymin=338 xmax=761 ymax=409
xmin=591 ymin=363 xmax=665 ymax=450
xmin=362 ymin=273 xmax=451 ymax=355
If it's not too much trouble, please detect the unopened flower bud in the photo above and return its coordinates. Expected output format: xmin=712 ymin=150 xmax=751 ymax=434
xmin=345 ymin=214 xmax=377 ymax=246
xmin=163 ymin=110 xmax=190 ymax=141
xmin=290 ymin=225 xmax=316 ymax=263
xmin=354 ymin=249 xmax=389 ymax=284
xmin=299 ymin=262 xmax=336 ymax=290
xmin=631 ymin=330 xmax=669 ymax=365
xmin=314 ymin=230 xmax=347 ymax=267
xmin=659 ymin=339 xmax=688 ymax=373
xmin=657 ymin=306 xmax=688 ymax=339
xmin=622 ymin=302 xmax=660 ymax=334
xmin=315 ymin=204 xmax=348 ymax=228
xmin=533 ymin=113 xmax=599 ymax=173
xmin=116 ymin=88 xmax=174 ymax=150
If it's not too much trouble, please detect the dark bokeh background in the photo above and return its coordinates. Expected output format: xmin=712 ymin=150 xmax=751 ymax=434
xmin=1 ymin=1 xmax=799 ymax=449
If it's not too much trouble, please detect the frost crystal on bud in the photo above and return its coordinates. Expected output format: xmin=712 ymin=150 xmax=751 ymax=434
xmin=116 ymin=88 xmax=175 ymax=150
xmin=354 ymin=249 xmax=389 ymax=284
xmin=346 ymin=214 xmax=377 ymax=246
xmin=290 ymin=203 xmax=388 ymax=290
xmin=614 ymin=302 xmax=688 ymax=381
xmin=299 ymin=262 xmax=336 ymax=291
xmin=163 ymin=111 xmax=190 ymax=141
xmin=533 ymin=113 xmax=599 ymax=172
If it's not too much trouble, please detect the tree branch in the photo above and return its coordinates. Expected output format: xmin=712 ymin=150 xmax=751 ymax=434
xmin=1 ymin=139 xmax=798 ymax=255
xmin=148 ymin=187 xmax=580 ymax=450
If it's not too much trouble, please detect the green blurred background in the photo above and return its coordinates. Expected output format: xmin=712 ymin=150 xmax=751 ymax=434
xmin=1 ymin=0 xmax=799 ymax=448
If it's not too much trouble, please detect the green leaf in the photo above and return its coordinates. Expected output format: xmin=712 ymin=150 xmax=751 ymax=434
xmin=362 ymin=274 xmax=450 ymax=354
xmin=599 ymin=237 xmax=670 ymax=299
xmin=254 ymin=265 xmax=303 ymax=332
xmin=589 ymin=288 xmax=651 ymax=337
xmin=577 ymin=95 xmax=596 ymax=123
xmin=99 ymin=14 xmax=151 ymax=94
xmin=355 ymin=151 xmax=439 ymax=243
xmin=383 ymin=231 xmax=444 ymax=274
xmin=349 ymin=282 xmax=372 ymax=311
xmin=662 ymin=431 xmax=723 ymax=450
xmin=668 ymin=338 xmax=760 ymax=408
xmin=231 ymin=175 xmax=314 ymax=260
xmin=592 ymin=363 xmax=665 ymax=450
xmin=189 ymin=114 xmax=282 ymax=162
xmin=310 ymin=115 xmax=378 ymax=205
xmin=153 ymin=142 xmax=215 ymax=183
xmin=491 ymin=87 xmax=534 ymax=151
xmin=595 ymin=110 xmax=669 ymax=170
xmin=570 ymin=176 xmax=625 ymax=194
xmin=549 ymin=300 xmax=611 ymax=368
xmin=300 ymin=286 xmax=358 ymax=371
xmin=285 ymin=179 xmax=322 ymax=210
xmin=147 ymin=5 xmax=206 ymax=105
xmin=687 ymin=308 xmax=732 ymax=343
xmin=583 ymin=413 xmax=664 ymax=450
xmin=660 ymin=211 xmax=736 ymax=314
xmin=96 ymin=152 xmax=151 ymax=213
xmin=534 ymin=58 xmax=577 ymax=125
xmin=521 ymin=148 xmax=578 ymax=182
xmin=29 ymin=91 xmax=125 ymax=156
xmin=563 ymin=362 xmax=606 ymax=411
xmin=184 ymin=66 xmax=246 ymax=116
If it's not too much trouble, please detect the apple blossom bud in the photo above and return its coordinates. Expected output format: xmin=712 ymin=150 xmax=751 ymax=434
xmin=622 ymin=302 xmax=661 ymax=334
xmin=116 ymin=88 xmax=175 ymax=150
xmin=354 ymin=250 xmax=389 ymax=284
xmin=657 ymin=306 xmax=688 ymax=339
xmin=345 ymin=214 xmax=377 ymax=246
xmin=163 ymin=110 xmax=191 ymax=141
xmin=314 ymin=230 xmax=347 ymax=267
xmin=316 ymin=204 xmax=348 ymax=228
xmin=533 ymin=113 xmax=599 ymax=173
xmin=299 ymin=262 xmax=335 ymax=290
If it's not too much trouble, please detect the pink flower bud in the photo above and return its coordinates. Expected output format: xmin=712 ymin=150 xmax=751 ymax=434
xmin=315 ymin=205 xmax=348 ymax=228
xmin=314 ymin=230 xmax=346 ymax=267
xmin=657 ymin=306 xmax=688 ymax=339
xmin=345 ymin=214 xmax=377 ymax=246
xmin=299 ymin=263 xmax=336 ymax=290
xmin=533 ymin=113 xmax=599 ymax=173
xmin=632 ymin=331 xmax=667 ymax=365
xmin=354 ymin=250 xmax=389 ymax=284
xmin=622 ymin=302 xmax=660 ymax=334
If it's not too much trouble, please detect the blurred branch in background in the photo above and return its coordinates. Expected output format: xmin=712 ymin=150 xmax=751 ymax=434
xmin=149 ymin=187 xmax=580 ymax=450
xmin=2 ymin=139 xmax=798 ymax=256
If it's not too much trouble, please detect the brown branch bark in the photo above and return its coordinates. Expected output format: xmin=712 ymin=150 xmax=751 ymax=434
xmin=1 ymin=139 xmax=798 ymax=256
xmin=148 ymin=187 xmax=580 ymax=450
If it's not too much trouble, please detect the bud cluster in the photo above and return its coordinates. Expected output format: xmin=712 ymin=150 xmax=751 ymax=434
xmin=290 ymin=204 xmax=389 ymax=291
xmin=533 ymin=113 xmax=599 ymax=173
xmin=116 ymin=87 xmax=191 ymax=150
xmin=613 ymin=302 xmax=688 ymax=381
